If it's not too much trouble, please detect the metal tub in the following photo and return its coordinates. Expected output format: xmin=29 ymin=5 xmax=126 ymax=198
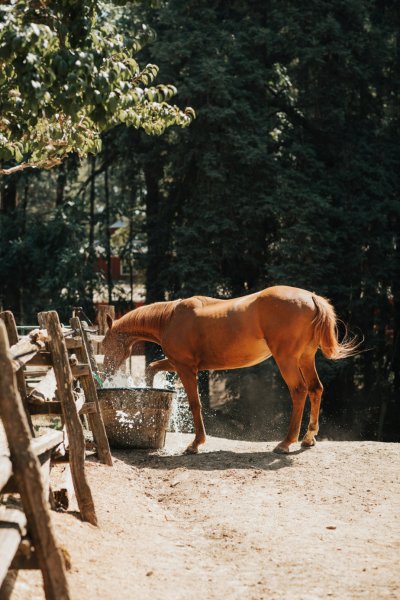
xmin=98 ymin=387 xmax=175 ymax=449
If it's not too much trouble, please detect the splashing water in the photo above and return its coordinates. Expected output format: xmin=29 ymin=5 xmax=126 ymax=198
xmin=103 ymin=373 xmax=133 ymax=388
xmin=102 ymin=370 xmax=175 ymax=390
xmin=103 ymin=372 xmax=145 ymax=388
xmin=169 ymin=387 xmax=193 ymax=433
xmin=154 ymin=372 xmax=193 ymax=433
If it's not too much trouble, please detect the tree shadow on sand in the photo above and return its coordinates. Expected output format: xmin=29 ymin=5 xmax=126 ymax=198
xmin=112 ymin=446 xmax=308 ymax=473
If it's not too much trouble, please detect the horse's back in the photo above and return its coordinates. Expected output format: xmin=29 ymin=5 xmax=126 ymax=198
xmin=176 ymin=295 xmax=227 ymax=310
xmin=257 ymin=285 xmax=315 ymax=304
xmin=172 ymin=286 xmax=316 ymax=329
xmin=185 ymin=286 xmax=316 ymax=311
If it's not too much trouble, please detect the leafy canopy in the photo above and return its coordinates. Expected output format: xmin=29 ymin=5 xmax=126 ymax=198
xmin=0 ymin=0 xmax=194 ymax=173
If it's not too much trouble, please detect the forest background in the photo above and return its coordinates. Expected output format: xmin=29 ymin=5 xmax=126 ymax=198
xmin=1 ymin=0 xmax=399 ymax=442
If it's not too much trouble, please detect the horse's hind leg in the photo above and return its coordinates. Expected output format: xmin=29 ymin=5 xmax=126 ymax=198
xmin=299 ymin=351 xmax=323 ymax=448
xmin=273 ymin=355 xmax=308 ymax=454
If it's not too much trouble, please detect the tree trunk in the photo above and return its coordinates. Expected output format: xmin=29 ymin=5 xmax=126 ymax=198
xmin=89 ymin=156 xmax=96 ymax=252
xmin=104 ymin=166 xmax=113 ymax=305
xmin=55 ymin=163 xmax=66 ymax=207
xmin=144 ymin=164 xmax=165 ymax=305
xmin=128 ymin=192 xmax=135 ymax=310
xmin=0 ymin=176 xmax=21 ymax=318
xmin=0 ymin=175 xmax=18 ymax=212
xmin=144 ymin=163 xmax=165 ymax=375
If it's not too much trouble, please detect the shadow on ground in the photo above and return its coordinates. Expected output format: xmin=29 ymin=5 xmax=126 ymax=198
xmin=111 ymin=446 xmax=308 ymax=473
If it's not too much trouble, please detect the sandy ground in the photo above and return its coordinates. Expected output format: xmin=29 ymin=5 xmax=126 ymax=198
xmin=10 ymin=434 xmax=400 ymax=600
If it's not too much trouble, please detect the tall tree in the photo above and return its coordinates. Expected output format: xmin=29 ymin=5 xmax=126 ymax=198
xmin=130 ymin=0 xmax=400 ymax=439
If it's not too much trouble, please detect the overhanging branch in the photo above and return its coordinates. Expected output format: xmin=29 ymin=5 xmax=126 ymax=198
xmin=0 ymin=157 xmax=63 ymax=175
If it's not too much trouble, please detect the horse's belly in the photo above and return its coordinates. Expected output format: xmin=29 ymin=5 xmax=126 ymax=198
xmin=199 ymin=338 xmax=272 ymax=370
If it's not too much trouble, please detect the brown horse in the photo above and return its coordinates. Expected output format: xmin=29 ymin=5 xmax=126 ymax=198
xmin=102 ymin=285 xmax=356 ymax=454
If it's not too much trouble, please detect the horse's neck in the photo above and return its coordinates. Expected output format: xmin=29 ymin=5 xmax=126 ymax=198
xmin=114 ymin=301 xmax=177 ymax=342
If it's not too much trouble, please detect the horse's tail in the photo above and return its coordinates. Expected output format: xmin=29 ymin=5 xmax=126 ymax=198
xmin=312 ymin=294 xmax=359 ymax=360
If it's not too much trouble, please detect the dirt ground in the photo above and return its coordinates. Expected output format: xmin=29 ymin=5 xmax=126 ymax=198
xmin=11 ymin=434 xmax=400 ymax=600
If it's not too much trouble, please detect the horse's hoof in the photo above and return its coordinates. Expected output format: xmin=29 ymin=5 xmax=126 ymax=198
xmin=273 ymin=444 xmax=289 ymax=455
xmin=301 ymin=439 xmax=316 ymax=448
xmin=184 ymin=444 xmax=199 ymax=455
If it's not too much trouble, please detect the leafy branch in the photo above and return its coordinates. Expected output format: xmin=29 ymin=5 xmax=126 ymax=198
xmin=0 ymin=1 xmax=195 ymax=173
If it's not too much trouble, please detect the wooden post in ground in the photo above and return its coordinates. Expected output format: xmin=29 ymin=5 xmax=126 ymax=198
xmin=70 ymin=317 xmax=112 ymax=466
xmin=0 ymin=321 xmax=70 ymax=600
xmin=81 ymin=321 xmax=99 ymax=374
xmin=0 ymin=311 xmax=34 ymax=435
xmin=96 ymin=304 xmax=115 ymax=335
xmin=41 ymin=311 xmax=97 ymax=526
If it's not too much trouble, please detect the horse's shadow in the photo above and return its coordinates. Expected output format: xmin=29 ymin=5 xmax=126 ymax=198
xmin=112 ymin=446 xmax=307 ymax=472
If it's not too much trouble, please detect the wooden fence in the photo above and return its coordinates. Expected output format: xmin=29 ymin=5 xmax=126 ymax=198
xmin=0 ymin=309 xmax=113 ymax=599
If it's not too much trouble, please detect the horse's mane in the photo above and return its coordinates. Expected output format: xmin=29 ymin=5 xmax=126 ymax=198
xmin=113 ymin=300 xmax=180 ymax=337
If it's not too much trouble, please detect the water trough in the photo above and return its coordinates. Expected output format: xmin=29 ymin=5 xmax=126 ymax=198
xmin=98 ymin=387 xmax=175 ymax=449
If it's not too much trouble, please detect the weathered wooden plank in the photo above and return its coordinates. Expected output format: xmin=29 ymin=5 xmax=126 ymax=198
xmin=30 ymin=430 xmax=64 ymax=457
xmin=42 ymin=311 xmax=97 ymax=526
xmin=64 ymin=337 xmax=83 ymax=350
xmin=70 ymin=317 xmax=112 ymax=467
xmin=24 ymin=368 xmax=50 ymax=378
xmin=70 ymin=363 xmax=90 ymax=378
xmin=2 ymin=445 xmax=57 ymax=495
xmin=0 ymin=455 xmax=13 ymax=490
xmin=29 ymin=401 xmax=97 ymax=417
xmin=0 ymin=507 xmax=27 ymax=535
xmin=3 ymin=453 xmax=52 ymax=496
xmin=0 ymin=311 xmax=34 ymax=435
xmin=0 ymin=507 xmax=27 ymax=587
xmin=54 ymin=391 xmax=69 ymax=459
xmin=26 ymin=352 xmax=53 ymax=367
xmin=0 ymin=321 xmax=71 ymax=600
xmin=81 ymin=322 xmax=99 ymax=374
xmin=9 ymin=331 xmax=47 ymax=365
xmin=28 ymin=368 xmax=57 ymax=403
xmin=79 ymin=402 xmax=97 ymax=415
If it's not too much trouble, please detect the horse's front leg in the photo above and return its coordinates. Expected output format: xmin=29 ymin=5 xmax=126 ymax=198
xmin=176 ymin=365 xmax=206 ymax=454
xmin=146 ymin=358 xmax=176 ymax=386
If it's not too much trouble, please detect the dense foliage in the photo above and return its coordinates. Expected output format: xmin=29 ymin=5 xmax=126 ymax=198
xmin=136 ymin=0 xmax=400 ymax=440
xmin=1 ymin=0 xmax=399 ymax=440
xmin=0 ymin=0 xmax=194 ymax=172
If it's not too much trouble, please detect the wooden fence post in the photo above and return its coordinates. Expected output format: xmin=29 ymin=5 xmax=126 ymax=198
xmin=81 ymin=321 xmax=98 ymax=374
xmin=0 ymin=311 xmax=34 ymax=435
xmin=70 ymin=317 xmax=112 ymax=466
xmin=42 ymin=311 xmax=97 ymax=526
xmin=0 ymin=321 xmax=70 ymax=600
xmin=96 ymin=304 xmax=115 ymax=335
